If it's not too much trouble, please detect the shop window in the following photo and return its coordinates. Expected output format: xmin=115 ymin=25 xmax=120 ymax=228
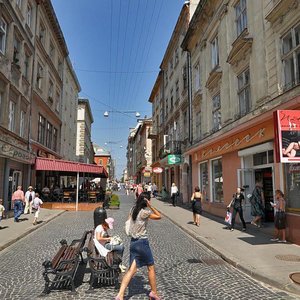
xmin=199 ymin=162 xmax=209 ymax=201
xmin=253 ymin=150 xmax=274 ymax=166
xmin=211 ymin=158 xmax=223 ymax=202
xmin=284 ymin=163 xmax=300 ymax=209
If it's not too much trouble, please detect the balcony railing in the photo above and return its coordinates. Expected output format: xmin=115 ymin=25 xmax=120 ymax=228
xmin=159 ymin=140 xmax=182 ymax=159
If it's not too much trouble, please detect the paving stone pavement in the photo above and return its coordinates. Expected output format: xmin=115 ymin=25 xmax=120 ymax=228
xmin=0 ymin=192 xmax=298 ymax=300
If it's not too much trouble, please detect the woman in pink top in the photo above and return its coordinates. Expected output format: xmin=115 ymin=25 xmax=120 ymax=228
xmin=12 ymin=186 xmax=25 ymax=222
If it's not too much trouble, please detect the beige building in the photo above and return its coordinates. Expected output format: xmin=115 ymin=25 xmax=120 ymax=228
xmin=149 ymin=0 xmax=200 ymax=195
xmin=180 ymin=0 xmax=300 ymax=244
xmin=0 ymin=0 xmax=36 ymax=209
xmin=76 ymin=98 xmax=94 ymax=164
xmin=61 ymin=57 xmax=81 ymax=161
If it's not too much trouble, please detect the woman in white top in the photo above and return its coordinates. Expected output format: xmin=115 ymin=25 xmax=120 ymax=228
xmin=171 ymin=183 xmax=178 ymax=207
xmin=115 ymin=192 xmax=161 ymax=300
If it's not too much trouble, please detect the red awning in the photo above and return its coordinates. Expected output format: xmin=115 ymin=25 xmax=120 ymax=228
xmin=35 ymin=157 xmax=108 ymax=178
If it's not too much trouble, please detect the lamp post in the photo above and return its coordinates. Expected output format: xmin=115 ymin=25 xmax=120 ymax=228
xmin=103 ymin=110 xmax=141 ymax=118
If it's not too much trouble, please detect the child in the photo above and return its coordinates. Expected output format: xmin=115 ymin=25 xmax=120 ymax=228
xmin=32 ymin=192 xmax=43 ymax=225
xmin=0 ymin=199 xmax=5 ymax=228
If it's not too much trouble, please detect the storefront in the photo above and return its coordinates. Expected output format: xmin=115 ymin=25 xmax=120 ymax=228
xmin=188 ymin=105 xmax=300 ymax=244
xmin=0 ymin=131 xmax=35 ymax=211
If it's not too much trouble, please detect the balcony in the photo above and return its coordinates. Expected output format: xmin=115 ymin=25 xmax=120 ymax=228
xmin=159 ymin=140 xmax=182 ymax=159
xmin=147 ymin=127 xmax=158 ymax=139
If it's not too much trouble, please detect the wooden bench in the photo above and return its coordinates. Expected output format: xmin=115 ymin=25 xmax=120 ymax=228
xmin=84 ymin=232 xmax=121 ymax=292
xmin=42 ymin=231 xmax=91 ymax=294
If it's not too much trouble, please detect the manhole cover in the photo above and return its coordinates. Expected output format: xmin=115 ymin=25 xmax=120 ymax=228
xmin=275 ymin=255 xmax=300 ymax=262
xmin=290 ymin=272 xmax=300 ymax=285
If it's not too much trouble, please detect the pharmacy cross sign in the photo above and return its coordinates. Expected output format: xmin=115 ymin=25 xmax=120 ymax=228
xmin=167 ymin=154 xmax=181 ymax=165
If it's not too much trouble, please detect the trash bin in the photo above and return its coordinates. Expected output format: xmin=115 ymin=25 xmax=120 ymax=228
xmin=93 ymin=205 xmax=107 ymax=228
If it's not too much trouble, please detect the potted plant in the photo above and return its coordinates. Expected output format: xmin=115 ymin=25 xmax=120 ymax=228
xmin=108 ymin=194 xmax=120 ymax=209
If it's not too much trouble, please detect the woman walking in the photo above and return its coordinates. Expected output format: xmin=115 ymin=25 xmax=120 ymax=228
xmin=191 ymin=186 xmax=202 ymax=226
xmin=270 ymin=190 xmax=287 ymax=243
xmin=250 ymin=181 xmax=264 ymax=227
xmin=228 ymin=187 xmax=246 ymax=231
xmin=115 ymin=192 xmax=161 ymax=300
xmin=171 ymin=183 xmax=178 ymax=207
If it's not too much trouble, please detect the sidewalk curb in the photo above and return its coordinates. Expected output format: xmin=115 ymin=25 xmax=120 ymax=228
xmin=0 ymin=210 xmax=65 ymax=252
xmin=159 ymin=209 xmax=300 ymax=297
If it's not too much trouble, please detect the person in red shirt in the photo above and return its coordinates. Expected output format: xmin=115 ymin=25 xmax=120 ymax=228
xmin=12 ymin=186 xmax=25 ymax=222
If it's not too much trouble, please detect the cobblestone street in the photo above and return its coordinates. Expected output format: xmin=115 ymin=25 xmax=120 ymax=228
xmin=0 ymin=193 xmax=297 ymax=300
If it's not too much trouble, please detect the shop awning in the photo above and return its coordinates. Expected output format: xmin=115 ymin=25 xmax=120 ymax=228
xmin=35 ymin=157 xmax=108 ymax=178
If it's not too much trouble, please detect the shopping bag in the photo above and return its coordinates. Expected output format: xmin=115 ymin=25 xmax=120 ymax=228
xmin=225 ymin=210 xmax=232 ymax=225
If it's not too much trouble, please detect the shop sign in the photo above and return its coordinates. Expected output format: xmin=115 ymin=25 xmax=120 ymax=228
xmin=144 ymin=172 xmax=151 ymax=177
xmin=142 ymin=167 xmax=152 ymax=173
xmin=0 ymin=141 xmax=34 ymax=163
xmin=273 ymin=110 xmax=300 ymax=163
xmin=153 ymin=167 xmax=163 ymax=173
xmin=167 ymin=154 xmax=181 ymax=165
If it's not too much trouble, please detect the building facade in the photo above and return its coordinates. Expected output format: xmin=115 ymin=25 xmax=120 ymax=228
xmin=76 ymin=98 xmax=94 ymax=164
xmin=180 ymin=0 xmax=300 ymax=244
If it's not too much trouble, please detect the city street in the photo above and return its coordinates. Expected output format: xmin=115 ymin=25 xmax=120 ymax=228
xmin=0 ymin=193 xmax=298 ymax=300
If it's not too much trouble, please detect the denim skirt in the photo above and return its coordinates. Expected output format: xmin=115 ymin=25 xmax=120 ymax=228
xmin=129 ymin=238 xmax=154 ymax=268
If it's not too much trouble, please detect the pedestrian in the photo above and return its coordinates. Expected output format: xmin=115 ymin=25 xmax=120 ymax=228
xmin=228 ymin=187 xmax=246 ymax=231
xmin=270 ymin=190 xmax=287 ymax=243
xmin=32 ymin=192 xmax=43 ymax=225
xmin=171 ymin=183 xmax=178 ymax=207
xmin=152 ymin=183 xmax=157 ymax=197
xmin=0 ymin=199 xmax=5 ymax=229
xmin=115 ymin=192 xmax=161 ymax=300
xmin=11 ymin=186 xmax=25 ymax=222
xmin=24 ymin=186 xmax=35 ymax=214
xmin=94 ymin=217 xmax=126 ymax=272
xmin=250 ymin=181 xmax=264 ymax=227
xmin=191 ymin=186 xmax=202 ymax=226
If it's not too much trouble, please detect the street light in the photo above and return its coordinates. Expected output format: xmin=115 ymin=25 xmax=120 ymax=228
xmin=103 ymin=110 xmax=141 ymax=118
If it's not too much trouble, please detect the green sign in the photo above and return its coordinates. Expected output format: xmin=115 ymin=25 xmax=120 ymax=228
xmin=167 ymin=154 xmax=181 ymax=165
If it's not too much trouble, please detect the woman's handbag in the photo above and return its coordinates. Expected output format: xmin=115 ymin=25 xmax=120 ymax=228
xmin=225 ymin=209 xmax=232 ymax=225
xmin=125 ymin=217 xmax=132 ymax=236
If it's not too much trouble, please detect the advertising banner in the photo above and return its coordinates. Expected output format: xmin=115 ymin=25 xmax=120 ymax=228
xmin=167 ymin=154 xmax=181 ymax=165
xmin=273 ymin=110 xmax=300 ymax=163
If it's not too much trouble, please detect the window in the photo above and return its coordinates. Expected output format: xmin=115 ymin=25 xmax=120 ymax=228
xmin=182 ymin=64 xmax=187 ymax=90
xmin=169 ymin=56 xmax=173 ymax=72
xmin=46 ymin=122 xmax=53 ymax=148
xmin=99 ymin=159 xmax=103 ymax=165
xmin=36 ymin=63 xmax=43 ymax=89
xmin=13 ymin=35 xmax=21 ymax=64
xmin=199 ymin=162 xmax=208 ymax=201
xmin=195 ymin=110 xmax=201 ymax=140
xmin=55 ymin=90 xmax=61 ymax=112
xmin=284 ymin=163 xmax=300 ymax=209
xmin=175 ymin=80 xmax=179 ymax=101
xmin=49 ymin=41 xmax=55 ymax=61
xmin=212 ymin=94 xmax=221 ymax=131
xmin=282 ymin=23 xmax=300 ymax=90
xmin=235 ymin=0 xmax=247 ymax=37
xmin=211 ymin=158 xmax=223 ymax=202
xmin=165 ymin=98 xmax=168 ymax=116
xmin=26 ymin=4 xmax=32 ymax=28
xmin=165 ymin=69 xmax=168 ymax=86
xmin=58 ymin=59 xmax=63 ymax=78
xmin=53 ymin=128 xmax=58 ymax=151
xmin=0 ymin=92 xmax=2 ymax=121
xmin=0 ymin=17 xmax=7 ymax=54
xmin=237 ymin=69 xmax=251 ymax=116
xmin=48 ymin=80 xmax=54 ymax=101
xmin=253 ymin=150 xmax=274 ymax=166
xmin=20 ymin=110 xmax=25 ymax=138
xmin=24 ymin=52 xmax=30 ymax=79
xmin=39 ymin=21 xmax=45 ymax=45
xmin=211 ymin=36 xmax=219 ymax=69
xmin=194 ymin=63 xmax=201 ymax=92
xmin=9 ymin=101 xmax=16 ymax=132
xmin=170 ymin=89 xmax=174 ymax=109
xmin=16 ymin=0 xmax=22 ymax=9
xmin=174 ymin=48 xmax=179 ymax=66
xmin=38 ymin=114 xmax=46 ymax=144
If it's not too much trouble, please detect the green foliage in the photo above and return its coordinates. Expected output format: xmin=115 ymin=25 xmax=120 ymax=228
xmin=109 ymin=194 xmax=120 ymax=207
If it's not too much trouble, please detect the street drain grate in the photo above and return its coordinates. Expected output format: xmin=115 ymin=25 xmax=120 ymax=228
xmin=201 ymin=258 xmax=226 ymax=266
xmin=290 ymin=272 xmax=300 ymax=285
xmin=275 ymin=255 xmax=300 ymax=262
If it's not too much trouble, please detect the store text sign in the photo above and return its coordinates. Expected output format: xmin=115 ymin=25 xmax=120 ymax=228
xmin=274 ymin=110 xmax=300 ymax=163
xmin=153 ymin=167 xmax=163 ymax=173
xmin=0 ymin=141 xmax=33 ymax=163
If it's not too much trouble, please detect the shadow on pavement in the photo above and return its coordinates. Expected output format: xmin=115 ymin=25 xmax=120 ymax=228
xmin=0 ymin=226 xmax=9 ymax=230
xmin=127 ymin=274 xmax=149 ymax=299
xmin=238 ymin=236 xmax=274 ymax=245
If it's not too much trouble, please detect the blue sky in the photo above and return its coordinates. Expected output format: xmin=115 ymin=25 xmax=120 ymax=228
xmin=51 ymin=0 xmax=184 ymax=178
